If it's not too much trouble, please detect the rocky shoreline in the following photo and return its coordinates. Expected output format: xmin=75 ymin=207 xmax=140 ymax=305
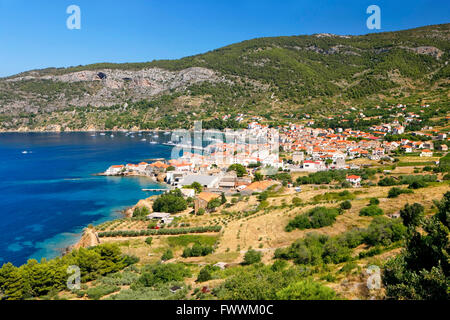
xmin=66 ymin=194 xmax=158 ymax=253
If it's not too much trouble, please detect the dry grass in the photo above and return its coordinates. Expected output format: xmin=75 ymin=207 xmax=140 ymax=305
xmin=96 ymin=182 xmax=449 ymax=269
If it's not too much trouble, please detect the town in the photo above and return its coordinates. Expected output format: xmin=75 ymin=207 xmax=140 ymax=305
xmin=104 ymin=104 xmax=449 ymax=206
xmin=79 ymin=100 xmax=448 ymax=301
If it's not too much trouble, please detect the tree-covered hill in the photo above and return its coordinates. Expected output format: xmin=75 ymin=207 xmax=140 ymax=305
xmin=0 ymin=23 xmax=448 ymax=131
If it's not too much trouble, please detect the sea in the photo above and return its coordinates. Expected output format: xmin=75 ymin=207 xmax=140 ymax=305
xmin=0 ymin=132 xmax=174 ymax=266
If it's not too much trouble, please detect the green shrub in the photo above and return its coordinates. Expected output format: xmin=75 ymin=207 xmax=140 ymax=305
xmin=276 ymin=218 xmax=406 ymax=266
xmin=408 ymin=180 xmax=427 ymax=189
xmin=271 ymin=260 xmax=288 ymax=272
xmin=182 ymin=243 xmax=214 ymax=258
xmin=99 ymin=271 xmax=139 ymax=286
xmin=313 ymin=190 xmax=355 ymax=202
xmin=285 ymin=214 xmax=311 ymax=231
xmin=227 ymin=164 xmax=247 ymax=177
xmin=360 ymin=205 xmax=384 ymax=217
xmin=152 ymin=189 xmax=187 ymax=213
xmin=340 ymin=200 xmax=352 ymax=210
xmin=286 ymin=207 xmax=339 ymax=232
xmin=358 ymin=246 xmax=383 ymax=259
xmin=383 ymin=192 xmax=450 ymax=300
xmin=196 ymin=265 xmax=219 ymax=283
xmin=98 ymin=226 xmax=222 ymax=238
xmin=138 ymin=263 xmax=191 ymax=287
xmin=167 ymin=235 xmax=218 ymax=247
xmin=133 ymin=207 xmax=150 ymax=218
xmin=196 ymin=268 xmax=212 ymax=283
xmin=258 ymin=191 xmax=269 ymax=202
xmin=215 ymin=264 xmax=308 ymax=300
xmin=388 ymin=187 xmax=413 ymax=198
xmin=363 ymin=217 xmax=406 ymax=246
xmin=86 ymin=284 xmax=120 ymax=300
xmin=207 ymin=198 xmax=222 ymax=211
xmin=400 ymin=175 xmax=437 ymax=185
xmin=243 ymin=249 xmax=262 ymax=265
xmin=276 ymin=278 xmax=338 ymax=300
xmin=378 ymin=177 xmax=398 ymax=186
xmin=161 ymin=249 xmax=174 ymax=261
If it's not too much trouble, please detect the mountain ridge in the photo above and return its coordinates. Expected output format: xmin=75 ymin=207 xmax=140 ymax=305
xmin=0 ymin=23 xmax=448 ymax=131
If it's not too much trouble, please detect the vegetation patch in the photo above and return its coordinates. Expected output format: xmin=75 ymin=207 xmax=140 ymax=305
xmin=167 ymin=235 xmax=218 ymax=248
xmin=98 ymin=226 xmax=222 ymax=238
xmin=387 ymin=187 xmax=414 ymax=198
xmin=359 ymin=205 xmax=384 ymax=217
xmin=312 ymin=190 xmax=356 ymax=203
xmin=285 ymin=207 xmax=340 ymax=232
xmin=276 ymin=217 xmax=406 ymax=265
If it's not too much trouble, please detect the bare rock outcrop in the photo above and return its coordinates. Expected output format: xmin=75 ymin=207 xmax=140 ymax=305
xmin=1 ymin=67 xmax=225 ymax=113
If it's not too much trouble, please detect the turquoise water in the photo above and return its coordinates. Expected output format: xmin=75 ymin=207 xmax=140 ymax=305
xmin=0 ymin=132 xmax=172 ymax=266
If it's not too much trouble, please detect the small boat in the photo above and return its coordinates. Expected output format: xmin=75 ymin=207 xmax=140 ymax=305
xmin=110 ymin=134 xmax=115 ymax=138
xmin=150 ymin=141 xmax=158 ymax=145
xmin=141 ymin=139 xmax=147 ymax=142
xmin=22 ymin=151 xmax=29 ymax=154
xmin=164 ymin=132 xmax=171 ymax=135
xmin=100 ymin=133 xmax=106 ymax=136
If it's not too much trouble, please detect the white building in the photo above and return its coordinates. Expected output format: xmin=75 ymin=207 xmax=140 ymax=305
xmin=105 ymin=165 xmax=125 ymax=175
xmin=179 ymin=175 xmax=220 ymax=189
xmin=420 ymin=149 xmax=433 ymax=157
xmin=346 ymin=175 xmax=362 ymax=187
xmin=303 ymin=160 xmax=325 ymax=172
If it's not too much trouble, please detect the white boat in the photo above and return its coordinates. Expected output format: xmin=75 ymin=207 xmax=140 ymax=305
xmin=100 ymin=133 xmax=106 ymax=136
xmin=150 ymin=141 xmax=158 ymax=145
xmin=164 ymin=132 xmax=171 ymax=135
xmin=22 ymin=151 xmax=28 ymax=154
xmin=141 ymin=139 xmax=147 ymax=142
xmin=110 ymin=135 xmax=115 ymax=138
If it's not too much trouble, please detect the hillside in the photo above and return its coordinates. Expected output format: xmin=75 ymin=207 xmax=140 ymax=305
xmin=0 ymin=23 xmax=449 ymax=131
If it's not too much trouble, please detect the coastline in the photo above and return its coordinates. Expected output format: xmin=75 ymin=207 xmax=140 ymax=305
xmin=0 ymin=132 xmax=173 ymax=266
xmin=67 ymin=193 xmax=158 ymax=253
xmin=65 ymin=171 xmax=168 ymax=254
xmin=0 ymin=128 xmax=175 ymax=133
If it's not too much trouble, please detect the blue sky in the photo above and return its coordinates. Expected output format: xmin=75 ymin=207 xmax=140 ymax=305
xmin=0 ymin=0 xmax=448 ymax=77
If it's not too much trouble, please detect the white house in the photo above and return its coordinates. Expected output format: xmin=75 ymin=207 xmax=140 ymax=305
xmin=146 ymin=212 xmax=174 ymax=225
xmin=172 ymin=162 xmax=194 ymax=172
xmin=135 ymin=162 xmax=149 ymax=174
xmin=105 ymin=165 xmax=125 ymax=175
xmin=179 ymin=188 xmax=196 ymax=198
xmin=420 ymin=149 xmax=433 ymax=157
xmin=401 ymin=146 xmax=413 ymax=153
xmin=179 ymin=175 xmax=220 ymax=189
xmin=303 ymin=160 xmax=325 ymax=172
xmin=346 ymin=175 xmax=362 ymax=187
